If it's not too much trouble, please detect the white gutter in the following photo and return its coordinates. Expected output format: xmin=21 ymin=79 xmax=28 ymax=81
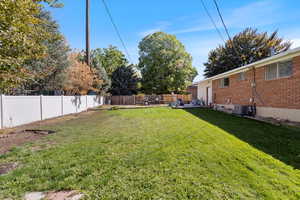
xmin=194 ymin=47 xmax=300 ymax=83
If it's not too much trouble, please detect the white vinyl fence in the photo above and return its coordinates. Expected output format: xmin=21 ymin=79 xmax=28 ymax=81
xmin=0 ymin=95 xmax=104 ymax=129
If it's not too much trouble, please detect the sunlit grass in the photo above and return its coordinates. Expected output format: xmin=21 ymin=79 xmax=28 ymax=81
xmin=0 ymin=108 xmax=300 ymax=199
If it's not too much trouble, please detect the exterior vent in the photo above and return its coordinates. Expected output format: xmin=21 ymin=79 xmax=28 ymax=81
xmin=233 ymin=105 xmax=250 ymax=116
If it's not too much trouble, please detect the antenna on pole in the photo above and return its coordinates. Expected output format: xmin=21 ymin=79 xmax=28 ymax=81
xmin=86 ymin=0 xmax=90 ymax=67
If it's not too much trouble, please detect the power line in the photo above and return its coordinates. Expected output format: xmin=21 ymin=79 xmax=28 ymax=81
xmin=101 ymin=0 xmax=133 ymax=63
xmin=200 ymin=0 xmax=225 ymax=43
xmin=212 ymin=0 xmax=243 ymax=64
xmin=212 ymin=0 xmax=232 ymax=42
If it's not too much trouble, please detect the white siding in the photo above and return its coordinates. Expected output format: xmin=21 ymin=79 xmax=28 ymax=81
xmin=197 ymin=80 xmax=213 ymax=105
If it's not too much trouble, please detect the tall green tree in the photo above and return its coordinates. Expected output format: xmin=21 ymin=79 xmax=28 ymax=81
xmin=23 ymin=11 xmax=70 ymax=93
xmin=0 ymin=0 xmax=49 ymax=93
xmin=92 ymin=62 xmax=111 ymax=94
xmin=138 ymin=32 xmax=197 ymax=94
xmin=110 ymin=65 xmax=139 ymax=95
xmin=91 ymin=46 xmax=128 ymax=77
xmin=0 ymin=0 xmax=63 ymax=94
xmin=204 ymin=28 xmax=291 ymax=78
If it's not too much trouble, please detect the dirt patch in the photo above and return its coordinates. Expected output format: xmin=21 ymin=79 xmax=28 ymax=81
xmin=23 ymin=130 xmax=56 ymax=135
xmin=0 ymin=110 xmax=98 ymax=155
xmin=0 ymin=130 xmax=55 ymax=155
xmin=0 ymin=162 xmax=18 ymax=175
xmin=0 ymin=111 xmax=97 ymax=136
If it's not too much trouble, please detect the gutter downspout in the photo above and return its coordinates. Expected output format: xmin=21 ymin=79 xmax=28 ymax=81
xmin=251 ymin=66 xmax=266 ymax=116
xmin=251 ymin=67 xmax=257 ymax=116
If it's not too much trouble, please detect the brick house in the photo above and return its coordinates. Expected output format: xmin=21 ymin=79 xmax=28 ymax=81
xmin=187 ymin=84 xmax=198 ymax=100
xmin=196 ymin=47 xmax=300 ymax=122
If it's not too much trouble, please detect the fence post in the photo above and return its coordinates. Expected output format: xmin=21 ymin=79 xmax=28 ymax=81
xmin=40 ymin=95 xmax=43 ymax=120
xmin=75 ymin=95 xmax=78 ymax=113
xmin=61 ymin=95 xmax=64 ymax=116
xmin=0 ymin=94 xmax=4 ymax=129
xmin=86 ymin=95 xmax=88 ymax=111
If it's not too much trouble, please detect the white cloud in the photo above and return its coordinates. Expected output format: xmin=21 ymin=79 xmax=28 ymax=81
xmin=291 ymin=39 xmax=300 ymax=48
xmin=139 ymin=28 xmax=162 ymax=37
xmin=166 ymin=0 xmax=282 ymax=35
xmin=170 ymin=24 xmax=216 ymax=35
xmin=138 ymin=20 xmax=172 ymax=37
xmin=229 ymin=0 xmax=280 ymax=27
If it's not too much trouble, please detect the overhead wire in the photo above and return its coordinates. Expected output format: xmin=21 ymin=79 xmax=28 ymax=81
xmin=212 ymin=0 xmax=232 ymax=42
xmin=212 ymin=0 xmax=244 ymax=64
xmin=101 ymin=0 xmax=133 ymax=63
xmin=200 ymin=0 xmax=226 ymax=43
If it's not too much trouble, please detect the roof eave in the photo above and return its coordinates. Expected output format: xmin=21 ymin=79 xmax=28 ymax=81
xmin=208 ymin=47 xmax=300 ymax=80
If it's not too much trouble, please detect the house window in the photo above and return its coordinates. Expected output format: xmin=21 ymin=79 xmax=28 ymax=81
xmin=219 ymin=77 xmax=230 ymax=88
xmin=265 ymin=60 xmax=293 ymax=80
xmin=266 ymin=63 xmax=277 ymax=80
xmin=237 ymin=72 xmax=246 ymax=81
xmin=278 ymin=60 xmax=293 ymax=77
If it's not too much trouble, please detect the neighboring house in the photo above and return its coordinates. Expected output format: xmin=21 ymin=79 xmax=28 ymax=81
xmin=187 ymin=84 xmax=198 ymax=100
xmin=195 ymin=47 xmax=300 ymax=122
xmin=197 ymin=79 xmax=212 ymax=105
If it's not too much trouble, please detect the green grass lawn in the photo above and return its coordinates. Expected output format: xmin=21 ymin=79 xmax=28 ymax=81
xmin=1 ymin=108 xmax=300 ymax=199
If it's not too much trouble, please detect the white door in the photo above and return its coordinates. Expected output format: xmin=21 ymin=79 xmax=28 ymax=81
xmin=207 ymin=87 xmax=212 ymax=105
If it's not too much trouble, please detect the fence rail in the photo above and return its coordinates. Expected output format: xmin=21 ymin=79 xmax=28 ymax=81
xmin=110 ymin=94 xmax=191 ymax=105
xmin=0 ymin=95 xmax=103 ymax=129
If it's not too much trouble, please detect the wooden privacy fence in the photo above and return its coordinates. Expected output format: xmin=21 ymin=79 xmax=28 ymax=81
xmin=110 ymin=94 xmax=191 ymax=105
xmin=161 ymin=94 xmax=191 ymax=103
xmin=111 ymin=96 xmax=135 ymax=105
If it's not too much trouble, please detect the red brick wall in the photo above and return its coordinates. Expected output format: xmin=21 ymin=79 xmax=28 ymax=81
xmin=212 ymin=56 xmax=300 ymax=109
xmin=212 ymin=70 xmax=252 ymax=105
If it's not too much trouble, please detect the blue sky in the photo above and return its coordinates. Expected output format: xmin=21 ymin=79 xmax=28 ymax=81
xmin=47 ymin=0 xmax=300 ymax=81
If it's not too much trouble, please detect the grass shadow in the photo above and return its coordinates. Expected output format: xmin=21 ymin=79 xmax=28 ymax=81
xmin=184 ymin=108 xmax=300 ymax=169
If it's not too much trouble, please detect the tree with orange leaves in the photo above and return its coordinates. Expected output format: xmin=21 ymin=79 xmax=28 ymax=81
xmin=63 ymin=53 xmax=103 ymax=95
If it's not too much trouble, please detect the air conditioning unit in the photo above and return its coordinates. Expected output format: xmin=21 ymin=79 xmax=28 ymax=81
xmin=233 ymin=105 xmax=250 ymax=116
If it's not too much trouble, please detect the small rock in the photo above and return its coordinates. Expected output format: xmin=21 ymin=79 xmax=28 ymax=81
xmin=24 ymin=192 xmax=45 ymax=200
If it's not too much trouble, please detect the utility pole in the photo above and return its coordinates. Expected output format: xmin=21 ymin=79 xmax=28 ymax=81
xmin=86 ymin=0 xmax=90 ymax=67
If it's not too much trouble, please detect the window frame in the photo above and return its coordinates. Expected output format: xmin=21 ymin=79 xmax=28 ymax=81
xmin=265 ymin=63 xmax=278 ymax=80
xmin=265 ymin=59 xmax=293 ymax=80
xmin=237 ymin=72 xmax=246 ymax=81
xmin=219 ymin=77 xmax=230 ymax=88
xmin=278 ymin=60 xmax=293 ymax=78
